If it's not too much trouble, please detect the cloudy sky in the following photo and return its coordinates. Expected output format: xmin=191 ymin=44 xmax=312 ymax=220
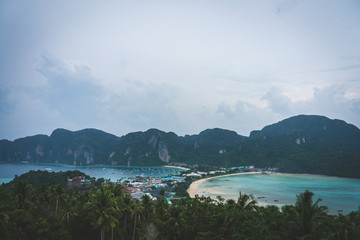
xmin=1 ymin=0 xmax=360 ymax=140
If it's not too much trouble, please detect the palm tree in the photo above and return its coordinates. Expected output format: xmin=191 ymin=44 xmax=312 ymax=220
xmin=236 ymin=192 xmax=258 ymax=212
xmin=216 ymin=195 xmax=225 ymax=205
xmin=155 ymin=198 xmax=169 ymax=221
xmin=0 ymin=212 xmax=9 ymax=238
xmin=14 ymin=180 xmax=32 ymax=209
xmin=141 ymin=194 xmax=153 ymax=221
xmin=87 ymin=185 xmax=119 ymax=240
xmin=166 ymin=206 xmax=182 ymax=240
xmin=0 ymin=186 xmax=10 ymax=238
xmin=332 ymin=207 xmax=360 ymax=240
xmin=60 ymin=192 xmax=79 ymax=231
xmin=119 ymin=193 xmax=133 ymax=233
xmin=295 ymin=190 xmax=329 ymax=239
xmin=61 ymin=210 xmax=78 ymax=231
xmin=226 ymin=199 xmax=236 ymax=209
xmin=53 ymin=184 xmax=65 ymax=215
xmin=222 ymin=199 xmax=237 ymax=231
xmin=131 ymin=202 xmax=144 ymax=240
xmin=113 ymin=184 xmax=125 ymax=197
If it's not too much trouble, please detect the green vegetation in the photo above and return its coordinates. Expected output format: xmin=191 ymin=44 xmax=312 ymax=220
xmin=5 ymin=170 xmax=91 ymax=188
xmin=0 ymin=170 xmax=360 ymax=239
xmin=173 ymin=180 xmax=191 ymax=198
xmin=1 ymin=115 xmax=360 ymax=178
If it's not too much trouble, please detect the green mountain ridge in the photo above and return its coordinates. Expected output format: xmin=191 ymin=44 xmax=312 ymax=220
xmin=1 ymin=115 xmax=360 ymax=177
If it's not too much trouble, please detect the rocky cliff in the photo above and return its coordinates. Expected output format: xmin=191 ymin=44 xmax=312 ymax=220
xmin=1 ymin=115 xmax=360 ymax=177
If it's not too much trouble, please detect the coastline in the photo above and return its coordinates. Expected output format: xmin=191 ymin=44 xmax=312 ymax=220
xmin=186 ymin=171 xmax=360 ymax=214
xmin=163 ymin=165 xmax=190 ymax=171
xmin=6 ymin=162 xmax=188 ymax=170
xmin=187 ymin=172 xmax=261 ymax=198
xmin=0 ymin=163 xmax=186 ymax=184
xmin=186 ymin=171 xmax=351 ymax=199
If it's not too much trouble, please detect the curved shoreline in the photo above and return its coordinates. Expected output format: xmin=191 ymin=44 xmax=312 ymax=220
xmin=187 ymin=172 xmax=261 ymax=198
xmin=187 ymin=171 xmax=355 ymax=199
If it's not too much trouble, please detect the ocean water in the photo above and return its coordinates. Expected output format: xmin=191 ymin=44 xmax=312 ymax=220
xmin=197 ymin=173 xmax=360 ymax=214
xmin=0 ymin=163 xmax=182 ymax=184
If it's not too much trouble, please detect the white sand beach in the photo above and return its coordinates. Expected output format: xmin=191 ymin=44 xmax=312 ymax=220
xmin=187 ymin=172 xmax=261 ymax=198
xmin=163 ymin=165 xmax=190 ymax=171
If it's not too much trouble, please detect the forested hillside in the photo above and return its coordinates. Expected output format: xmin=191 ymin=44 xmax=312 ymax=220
xmin=1 ymin=115 xmax=360 ymax=177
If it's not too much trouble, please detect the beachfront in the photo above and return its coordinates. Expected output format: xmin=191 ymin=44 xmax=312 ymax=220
xmin=187 ymin=172 xmax=261 ymax=198
xmin=187 ymin=171 xmax=360 ymax=214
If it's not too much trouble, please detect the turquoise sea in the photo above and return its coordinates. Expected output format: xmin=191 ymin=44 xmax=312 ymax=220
xmin=197 ymin=173 xmax=360 ymax=214
xmin=0 ymin=163 xmax=182 ymax=184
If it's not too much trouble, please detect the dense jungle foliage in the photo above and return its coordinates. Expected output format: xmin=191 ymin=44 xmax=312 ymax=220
xmin=0 ymin=171 xmax=359 ymax=240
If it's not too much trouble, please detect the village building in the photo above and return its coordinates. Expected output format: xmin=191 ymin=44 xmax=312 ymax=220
xmin=67 ymin=176 xmax=93 ymax=189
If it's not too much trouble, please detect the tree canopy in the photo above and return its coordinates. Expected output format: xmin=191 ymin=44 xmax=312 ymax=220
xmin=0 ymin=170 xmax=360 ymax=239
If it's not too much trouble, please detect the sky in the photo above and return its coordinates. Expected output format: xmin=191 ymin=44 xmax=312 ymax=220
xmin=1 ymin=0 xmax=360 ymax=140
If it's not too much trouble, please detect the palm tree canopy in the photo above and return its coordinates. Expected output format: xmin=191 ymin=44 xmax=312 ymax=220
xmin=87 ymin=185 xmax=119 ymax=230
xmin=236 ymin=192 xmax=258 ymax=212
xmin=295 ymin=190 xmax=329 ymax=238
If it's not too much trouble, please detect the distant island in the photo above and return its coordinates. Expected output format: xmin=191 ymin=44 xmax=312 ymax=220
xmin=1 ymin=115 xmax=360 ymax=178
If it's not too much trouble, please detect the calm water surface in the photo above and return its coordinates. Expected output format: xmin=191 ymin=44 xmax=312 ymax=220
xmin=0 ymin=163 xmax=181 ymax=184
xmin=198 ymin=173 xmax=360 ymax=214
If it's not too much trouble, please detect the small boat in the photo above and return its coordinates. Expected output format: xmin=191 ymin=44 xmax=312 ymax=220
xmin=128 ymin=172 xmax=132 ymax=174
xmin=102 ymin=168 xmax=105 ymax=171
xmin=45 ymin=168 xmax=52 ymax=171
xmin=91 ymin=171 xmax=94 ymax=173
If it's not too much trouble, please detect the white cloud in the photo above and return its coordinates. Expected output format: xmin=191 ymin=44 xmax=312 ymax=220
xmin=99 ymin=80 xmax=182 ymax=135
xmin=0 ymin=89 xmax=73 ymax=139
xmin=260 ymin=85 xmax=360 ymax=129
xmin=0 ymin=0 xmax=360 ymax=140
xmin=301 ymin=85 xmax=360 ymax=122
xmin=262 ymin=87 xmax=292 ymax=115
xmin=35 ymin=55 xmax=103 ymax=125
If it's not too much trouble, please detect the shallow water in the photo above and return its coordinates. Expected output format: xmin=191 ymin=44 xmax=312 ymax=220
xmin=197 ymin=173 xmax=360 ymax=214
xmin=0 ymin=163 xmax=181 ymax=184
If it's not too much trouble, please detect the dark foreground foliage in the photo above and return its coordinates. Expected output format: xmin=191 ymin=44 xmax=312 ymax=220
xmin=0 ymin=174 xmax=360 ymax=240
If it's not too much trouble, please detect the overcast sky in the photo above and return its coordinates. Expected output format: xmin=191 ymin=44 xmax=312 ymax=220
xmin=1 ymin=0 xmax=360 ymax=140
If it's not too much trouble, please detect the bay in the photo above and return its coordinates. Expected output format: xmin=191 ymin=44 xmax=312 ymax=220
xmin=0 ymin=163 xmax=182 ymax=184
xmin=197 ymin=173 xmax=360 ymax=214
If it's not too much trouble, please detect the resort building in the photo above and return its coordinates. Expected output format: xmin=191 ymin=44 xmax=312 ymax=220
xmin=67 ymin=176 xmax=93 ymax=189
